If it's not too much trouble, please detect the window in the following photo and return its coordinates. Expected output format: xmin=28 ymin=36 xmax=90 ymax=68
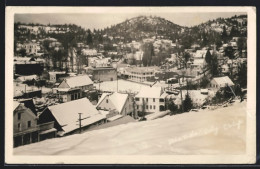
xmin=106 ymin=99 xmax=109 ymax=103
xmin=154 ymin=105 xmax=156 ymax=109
xmin=18 ymin=123 xmax=21 ymax=131
xmin=135 ymin=98 xmax=140 ymax=101
xmin=153 ymin=98 xmax=155 ymax=102
xmin=137 ymin=105 xmax=139 ymax=109
xmin=146 ymin=105 xmax=148 ymax=109
xmin=18 ymin=113 xmax=21 ymax=120
xmin=27 ymin=121 xmax=31 ymax=128
xmin=146 ymin=98 xmax=148 ymax=102
xmin=150 ymin=105 xmax=152 ymax=109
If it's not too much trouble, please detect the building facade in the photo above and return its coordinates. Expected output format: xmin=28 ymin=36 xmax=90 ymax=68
xmin=13 ymin=102 xmax=56 ymax=147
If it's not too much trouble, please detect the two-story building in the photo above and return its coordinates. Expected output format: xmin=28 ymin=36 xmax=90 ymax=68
xmin=122 ymin=67 xmax=156 ymax=82
xmin=134 ymin=86 xmax=167 ymax=115
xmin=86 ymin=67 xmax=117 ymax=82
xmin=54 ymin=75 xmax=94 ymax=103
xmin=13 ymin=101 xmax=56 ymax=147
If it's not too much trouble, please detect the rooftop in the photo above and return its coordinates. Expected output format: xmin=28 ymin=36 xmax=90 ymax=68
xmin=61 ymin=75 xmax=93 ymax=88
xmin=46 ymin=98 xmax=105 ymax=134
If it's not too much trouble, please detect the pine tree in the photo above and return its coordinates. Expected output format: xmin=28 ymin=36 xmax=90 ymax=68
xmin=222 ymin=26 xmax=228 ymax=43
xmin=205 ymin=49 xmax=212 ymax=64
xmin=167 ymin=98 xmax=178 ymax=114
xmin=86 ymin=29 xmax=93 ymax=46
xmin=183 ymin=93 xmax=193 ymax=112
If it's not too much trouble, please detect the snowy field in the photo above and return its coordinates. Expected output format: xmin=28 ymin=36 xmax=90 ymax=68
xmin=94 ymin=79 xmax=171 ymax=94
xmin=94 ymin=79 xmax=150 ymax=94
xmin=14 ymin=100 xmax=246 ymax=155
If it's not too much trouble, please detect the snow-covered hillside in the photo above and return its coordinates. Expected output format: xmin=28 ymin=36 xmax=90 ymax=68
xmin=14 ymin=100 xmax=246 ymax=155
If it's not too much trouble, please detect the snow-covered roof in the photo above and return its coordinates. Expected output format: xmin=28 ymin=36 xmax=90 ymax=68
xmin=135 ymin=86 xmax=163 ymax=99
xmin=47 ymin=98 xmax=105 ymax=134
xmin=96 ymin=92 xmax=129 ymax=113
xmin=63 ymin=75 xmax=93 ymax=88
xmin=15 ymin=75 xmax=38 ymax=82
xmin=13 ymin=101 xmax=21 ymax=111
xmin=211 ymin=76 xmax=234 ymax=86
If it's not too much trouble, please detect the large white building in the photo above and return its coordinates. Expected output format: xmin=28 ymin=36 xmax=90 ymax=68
xmin=135 ymin=86 xmax=167 ymax=115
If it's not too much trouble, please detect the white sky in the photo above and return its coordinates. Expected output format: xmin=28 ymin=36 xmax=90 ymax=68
xmin=15 ymin=12 xmax=246 ymax=30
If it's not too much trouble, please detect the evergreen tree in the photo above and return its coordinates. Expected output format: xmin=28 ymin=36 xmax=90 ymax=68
xmin=183 ymin=52 xmax=191 ymax=68
xmin=221 ymin=26 xmax=228 ymax=43
xmin=205 ymin=49 xmax=212 ymax=64
xmin=86 ymin=29 xmax=93 ymax=47
xmin=19 ymin=48 xmax=26 ymax=57
xmin=183 ymin=93 xmax=193 ymax=112
xmin=167 ymin=98 xmax=178 ymax=114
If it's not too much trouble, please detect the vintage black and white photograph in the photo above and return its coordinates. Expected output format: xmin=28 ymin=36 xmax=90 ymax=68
xmin=5 ymin=7 xmax=256 ymax=164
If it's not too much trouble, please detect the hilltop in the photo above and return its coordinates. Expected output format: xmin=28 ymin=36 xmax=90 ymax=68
xmin=103 ymin=15 xmax=183 ymax=41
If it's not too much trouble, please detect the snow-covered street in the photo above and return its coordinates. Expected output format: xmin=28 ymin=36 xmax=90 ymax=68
xmin=14 ymin=100 xmax=246 ymax=155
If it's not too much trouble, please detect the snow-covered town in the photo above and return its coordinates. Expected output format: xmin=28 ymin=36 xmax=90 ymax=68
xmin=12 ymin=13 xmax=247 ymax=155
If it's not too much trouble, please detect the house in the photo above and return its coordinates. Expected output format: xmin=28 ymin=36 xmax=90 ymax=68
xmin=38 ymin=98 xmax=106 ymax=136
xmin=13 ymin=101 xmax=56 ymax=147
xmin=190 ymin=59 xmax=206 ymax=76
xmin=54 ymin=75 xmax=93 ymax=102
xmin=135 ymin=86 xmax=167 ymax=115
xmin=210 ymin=76 xmax=234 ymax=89
xmin=96 ymin=92 xmax=134 ymax=116
xmin=23 ymin=42 xmax=38 ymax=55
xmin=86 ymin=67 xmax=117 ymax=82
xmin=122 ymin=67 xmax=156 ymax=82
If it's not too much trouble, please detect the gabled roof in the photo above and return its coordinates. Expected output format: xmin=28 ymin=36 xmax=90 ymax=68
xmin=96 ymin=92 xmax=129 ymax=113
xmin=135 ymin=86 xmax=163 ymax=99
xmin=212 ymin=76 xmax=234 ymax=86
xmin=13 ymin=101 xmax=21 ymax=111
xmin=61 ymin=75 xmax=93 ymax=88
xmin=46 ymin=98 xmax=105 ymax=134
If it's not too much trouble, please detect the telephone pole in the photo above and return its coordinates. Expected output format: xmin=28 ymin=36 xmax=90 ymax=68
xmin=78 ymin=113 xmax=82 ymax=134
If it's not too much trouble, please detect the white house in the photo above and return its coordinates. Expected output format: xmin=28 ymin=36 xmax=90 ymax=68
xmin=210 ymin=76 xmax=234 ymax=89
xmin=135 ymin=86 xmax=167 ymax=114
xmin=96 ymin=92 xmax=134 ymax=116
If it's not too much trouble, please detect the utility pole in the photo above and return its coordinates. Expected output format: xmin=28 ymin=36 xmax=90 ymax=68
xmin=78 ymin=113 xmax=82 ymax=134
xmin=179 ymin=75 xmax=184 ymax=113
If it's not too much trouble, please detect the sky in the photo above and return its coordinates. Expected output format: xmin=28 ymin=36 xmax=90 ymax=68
xmin=15 ymin=12 xmax=246 ymax=30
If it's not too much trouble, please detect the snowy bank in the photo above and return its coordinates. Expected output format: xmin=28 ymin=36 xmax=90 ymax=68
xmin=14 ymin=101 xmax=246 ymax=155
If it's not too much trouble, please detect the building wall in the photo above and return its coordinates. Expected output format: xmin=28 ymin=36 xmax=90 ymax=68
xmin=92 ymin=69 xmax=117 ymax=82
xmin=13 ymin=105 xmax=38 ymax=134
xmin=97 ymin=96 xmax=117 ymax=112
xmin=97 ymin=95 xmax=134 ymax=116
xmin=135 ymin=97 xmax=165 ymax=114
xmin=121 ymin=96 xmax=134 ymax=116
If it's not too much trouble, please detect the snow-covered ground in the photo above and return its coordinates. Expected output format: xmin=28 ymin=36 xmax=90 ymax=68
xmin=14 ymin=100 xmax=246 ymax=155
xmin=94 ymin=79 xmax=149 ymax=94
xmin=14 ymin=82 xmax=52 ymax=97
